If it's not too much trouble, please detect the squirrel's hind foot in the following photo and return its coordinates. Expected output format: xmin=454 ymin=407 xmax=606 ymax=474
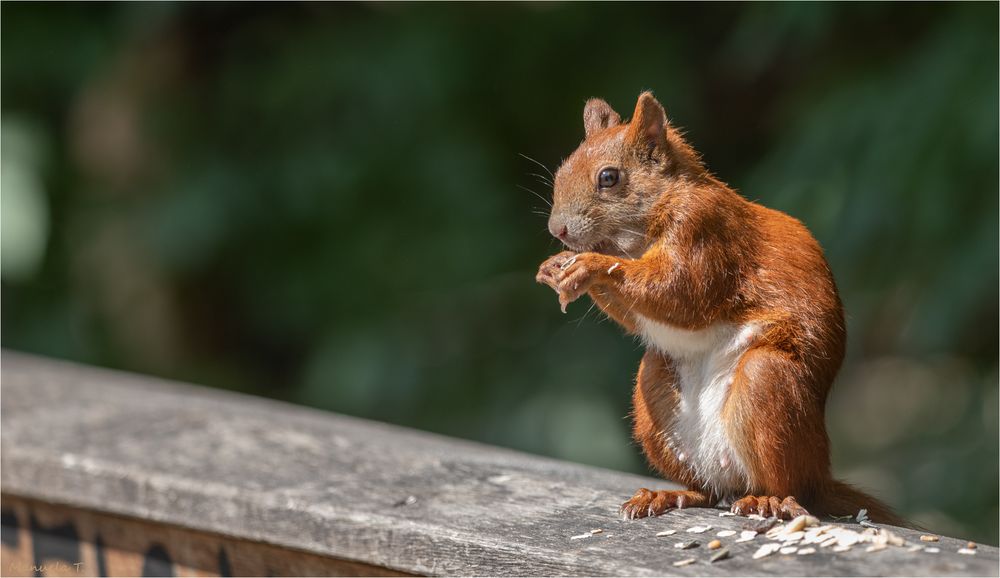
xmin=730 ymin=495 xmax=808 ymax=520
xmin=619 ymin=488 xmax=713 ymax=520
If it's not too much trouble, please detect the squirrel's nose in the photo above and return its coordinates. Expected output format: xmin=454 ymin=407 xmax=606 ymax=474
xmin=548 ymin=218 xmax=569 ymax=241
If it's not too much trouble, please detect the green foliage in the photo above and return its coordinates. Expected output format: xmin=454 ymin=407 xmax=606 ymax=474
xmin=2 ymin=3 xmax=996 ymax=543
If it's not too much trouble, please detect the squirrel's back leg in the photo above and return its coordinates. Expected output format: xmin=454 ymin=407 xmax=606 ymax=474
xmin=723 ymin=346 xmax=833 ymax=508
xmin=624 ymin=351 xmax=717 ymax=518
xmin=723 ymin=346 xmax=906 ymax=524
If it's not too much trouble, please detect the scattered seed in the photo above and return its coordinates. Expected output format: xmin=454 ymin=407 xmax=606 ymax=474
xmin=674 ymin=540 xmax=699 ymax=550
xmin=672 ymin=558 xmax=696 ymax=567
xmin=736 ymin=531 xmax=758 ymax=543
xmin=919 ymin=535 xmax=939 ymax=542
xmin=570 ymin=533 xmax=591 ymax=540
xmin=687 ymin=525 xmax=712 ymax=534
xmin=866 ymin=544 xmax=887 ymax=553
xmin=907 ymin=545 xmax=924 ymax=553
xmin=752 ymin=543 xmax=781 ymax=559
xmin=820 ymin=537 xmax=839 ymax=548
xmin=716 ymin=530 xmax=737 ymax=538
xmin=710 ymin=548 xmax=731 ymax=563
xmin=967 ymin=541 xmax=977 ymax=550
xmin=779 ymin=546 xmax=798 ymax=555
xmin=718 ymin=511 xmax=737 ymax=517
xmin=656 ymin=530 xmax=677 ymax=537
xmin=797 ymin=547 xmax=816 ymax=555
xmin=958 ymin=548 xmax=977 ymax=555
xmin=747 ymin=514 xmax=766 ymax=521
xmin=833 ymin=545 xmax=851 ymax=553
xmin=590 ymin=528 xmax=603 ymax=534
xmin=708 ymin=540 xmax=722 ymax=550
xmin=924 ymin=547 xmax=940 ymax=554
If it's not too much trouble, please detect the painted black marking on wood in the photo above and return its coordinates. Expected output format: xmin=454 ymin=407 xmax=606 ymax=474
xmin=30 ymin=514 xmax=81 ymax=576
xmin=142 ymin=544 xmax=174 ymax=577
xmin=1 ymin=508 xmax=18 ymax=548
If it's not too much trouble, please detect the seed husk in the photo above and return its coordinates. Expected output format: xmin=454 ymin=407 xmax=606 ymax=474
xmin=656 ymin=529 xmax=676 ymax=537
xmin=710 ymin=548 xmax=731 ymax=563
xmin=687 ymin=525 xmax=711 ymax=534
xmin=958 ymin=548 xmax=977 ymax=555
xmin=672 ymin=558 xmax=696 ymax=567
xmin=735 ymin=530 xmax=758 ymax=543
xmin=797 ymin=547 xmax=816 ymax=555
xmin=590 ymin=528 xmax=603 ymax=534
xmin=752 ymin=543 xmax=781 ymax=559
xmin=674 ymin=540 xmax=699 ymax=550
xmin=779 ymin=546 xmax=798 ymax=555
xmin=716 ymin=530 xmax=737 ymax=537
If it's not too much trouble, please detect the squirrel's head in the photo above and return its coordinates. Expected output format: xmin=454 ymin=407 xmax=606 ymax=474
xmin=548 ymin=92 xmax=701 ymax=257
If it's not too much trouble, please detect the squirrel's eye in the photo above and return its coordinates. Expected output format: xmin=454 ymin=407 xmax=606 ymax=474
xmin=598 ymin=168 xmax=619 ymax=188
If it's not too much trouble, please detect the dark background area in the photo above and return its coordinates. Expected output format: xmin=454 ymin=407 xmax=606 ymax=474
xmin=2 ymin=2 xmax=997 ymax=544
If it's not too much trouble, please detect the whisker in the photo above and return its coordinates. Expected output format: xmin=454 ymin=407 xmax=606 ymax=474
xmin=517 ymin=184 xmax=552 ymax=208
xmin=528 ymin=172 xmax=554 ymax=187
xmin=519 ymin=152 xmax=554 ymax=179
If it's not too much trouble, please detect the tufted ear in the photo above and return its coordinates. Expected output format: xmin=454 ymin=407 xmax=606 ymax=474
xmin=626 ymin=91 xmax=667 ymax=152
xmin=583 ymin=98 xmax=622 ymax=137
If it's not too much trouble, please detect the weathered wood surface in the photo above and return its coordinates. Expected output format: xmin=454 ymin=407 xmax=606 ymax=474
xmin=1 ymin=351 xmax=997 ymax=576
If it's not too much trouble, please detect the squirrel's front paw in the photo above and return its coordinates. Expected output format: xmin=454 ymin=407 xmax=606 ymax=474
xmin=536 ymin=251 xmax=577 ymax=292
xmin=555 ymin=252 xmax=614 ymax=313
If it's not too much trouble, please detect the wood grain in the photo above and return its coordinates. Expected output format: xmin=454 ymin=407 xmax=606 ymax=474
xmin=1 ymin=351 xmax=996 ymax=576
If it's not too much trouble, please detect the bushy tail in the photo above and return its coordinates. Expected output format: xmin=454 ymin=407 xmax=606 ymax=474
xmin=815 ymin=480 xmax=913 ymax=529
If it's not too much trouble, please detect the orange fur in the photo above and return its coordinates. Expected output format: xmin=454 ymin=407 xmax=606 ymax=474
xmin=536 ymin=92 xmax=908 ymax=526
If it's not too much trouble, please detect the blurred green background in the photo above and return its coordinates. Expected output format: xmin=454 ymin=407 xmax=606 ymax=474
xmin=2 ymin=2 xmax=997 ymax=544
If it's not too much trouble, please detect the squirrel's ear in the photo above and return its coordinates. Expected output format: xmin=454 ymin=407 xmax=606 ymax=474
xmin=626 ymin=91 xmax=667 ymax=151
xmin=583 ymin=98 xmax=622 ymax=137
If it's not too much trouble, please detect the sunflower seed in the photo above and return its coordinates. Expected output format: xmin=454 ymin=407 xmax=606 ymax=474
xmin=958 ymin=548 xmax=977 ymax=555
xmin=590 ymin=528 xmax=603 ymax=534
xmin=672 ymin=558 xmax=696 ymax=567
xmin=779 ymin=546 xmax=798 ymax=555
xmin=866 ymin=544 xmax=887 ymax=553
xmin=674 ymin=541 xmax=699 ymax=550
xmin=735 ymin=531 xmax=758 ymax=543
xmin=718 ymin=511 xmax=737 ymax=517
xmin=797 ymin=547 xmax=816 ymax=555
xmin=752 ymin=543 xmax=781 ymax=559
xmin=919 ymin=535 xmax=939 ymax=542
xmin=687 ymin=525 xmax=712 ymax=533
xmin=833 ymin=545 xmax=851 ymax=553
xmin=570 ymin=533 xmax=591 ymax=540
xmin=924 ymin=547 xmax=940 ymax=554
xmin=656 ymin=530 xmax=677 ymax=537
xmin=716 ymin=530 xmax=737 ymax=537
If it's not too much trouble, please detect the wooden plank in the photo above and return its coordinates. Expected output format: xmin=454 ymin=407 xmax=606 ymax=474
xmin=0 ymin=495 xmax=409 ymax=577
xmin=1 ymin=351 xmax=996 ymax=576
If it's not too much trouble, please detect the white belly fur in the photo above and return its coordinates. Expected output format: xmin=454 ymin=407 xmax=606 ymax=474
xmin=634 ymin=314 xmax=761 ymax=497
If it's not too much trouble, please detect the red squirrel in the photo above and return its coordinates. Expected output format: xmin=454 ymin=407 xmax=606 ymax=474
xmin=536 ymin=92 xmax=907 ymax=525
